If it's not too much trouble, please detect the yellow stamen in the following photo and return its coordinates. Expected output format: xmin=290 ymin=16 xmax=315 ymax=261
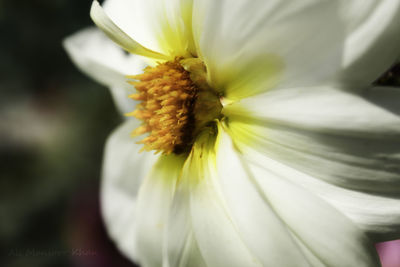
xmin=128 ymin=59 xmax=222 ymax=155
xmin=128 ymin=60 xmax=196 ymax=154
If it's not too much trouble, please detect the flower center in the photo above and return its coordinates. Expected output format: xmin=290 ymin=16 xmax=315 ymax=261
xmin=127 ymin=58 xmax=222 ymax=155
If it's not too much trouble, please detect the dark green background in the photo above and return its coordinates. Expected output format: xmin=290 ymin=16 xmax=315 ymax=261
xmin=0 ymin=0 xmax=136 ymax=266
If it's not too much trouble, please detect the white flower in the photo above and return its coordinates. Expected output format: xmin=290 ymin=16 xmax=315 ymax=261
xmin=64 ymin=0 xmax=400 ymax=266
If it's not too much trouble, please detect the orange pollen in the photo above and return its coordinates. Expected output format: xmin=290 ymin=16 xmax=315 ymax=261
xmin=127 ymin=60 xmax=198 ymax=154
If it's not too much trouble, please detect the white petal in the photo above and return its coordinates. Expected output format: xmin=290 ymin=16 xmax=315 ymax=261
xmin=174 ymin=234 xmax=207 ymax=267
xmin=192 ymin=0 xmax=345 ymax=100
xmin=226 ymin=87 xmax=400 ymax=240
xmin=243 ymin=144 xmax=400 ymax=243
xmin=101 ymin=120 xmax=158 ymax=262
xmin=165 ymin=232 xmax=207 ymax=267
xmin=102 ymin=0 xmax=162 ymax=54
xmin=134 ymin=154 xmax=186 ymax=267
xmin=337 ymin=0 xmax=400 ymax=86
xmin=246 ymin=158 xmax=380 ymax=266
xmin=186 ymin=127 xmax=308 ymax=267
xmin=102 ymin=0 xmax=194 ymax=57
xmin=231 ymin=120 xmax=400 ymax=193
xmin=63 ymin=27 xmax=145 ymax=114
xmin=186 ymin=139 xmax=261 ymax=267
xmin=225 ymin=86 xmax=400 ymax=138
xmin=90 ymin=1 xmax=168 ymax=59
xmin=213 ymin=127 xmax=310 ymax=266
xmin=188 ymin=124 xmax=380 ymax=266
xmin=162 ymin=173 xmax=207 ymax=267
xmin=297 ymin=174 xmax=400 ymax=242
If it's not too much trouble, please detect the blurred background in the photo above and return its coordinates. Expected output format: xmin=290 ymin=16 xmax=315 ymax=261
xmin=0 ymin=0 xmax=136 ymax=266
xmin=0 ymin=0 xmax=398 ymax=267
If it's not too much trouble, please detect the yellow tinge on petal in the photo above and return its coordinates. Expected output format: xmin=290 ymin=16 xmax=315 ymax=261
xmin=90 ymin=1 xmax=169 ymax=60
xmin=181 ymin=123 xmax=219 ymax=184
xmin=223 ymin=118 xmax=258 ymax=151
xmin=210 ymin=54 xmax=284 ymax=101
